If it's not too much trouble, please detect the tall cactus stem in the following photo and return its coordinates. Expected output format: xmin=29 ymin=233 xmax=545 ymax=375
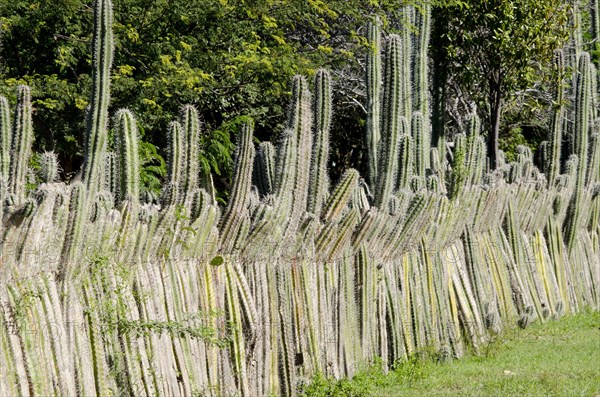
xmin=307 ymin=69 xmax=332 ymax=215
xmin=366 ymin=17 xmax=382 ymax=187
xmin=8 ymin=85 xmax=34 ymax=204
xmin=182 ymin=105 xmax=201 ymax=203
xmin=0 ymin=96 xmax=11 ymax=180
xmin=82 ymin=0 xmax=114 ymax=195
xmin=113 ymin=109 xmax=140 ymax=205
xmin=547 ymin=49 xmax=565 ymax=186
xmin=412 ymin=112 xmax=430 ymax=177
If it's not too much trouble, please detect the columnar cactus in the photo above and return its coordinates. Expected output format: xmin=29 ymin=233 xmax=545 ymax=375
xmin=220 ymin=121 xmax=255 ymax=251
xmin=307 ymin=69 xmax=332 ymax=215
xmin=412 ymin=112 xmax=430 ymax=177
xmin=253 ymin=141 xmax=275 ymax=196
xmin=412 ymin=4 xmax=431 ymax=116
xmin=182 ymin=105 xmax=201 ymax=204
xmin=39 ymin=152 xmax=60 ymax=183
xmin=8 ymin=85 xmax=34 ymax=204
xmin=366 ymin=17 xmax=382 ymax=187
xmin=113 ymin=109 xmax=140 ymax=205
xmin=81 ymin=0 xmax=113 ymax=195
xmin=547 ymin=50 xmax=565 ymax=186
xmin=0 ymin=96 xmax=11 ymax=180
xmin=565 ymin=53 xmax=593 ymax=251
xmin=161 ymin=121 xmax=185 ymax=206
xmin=401 ymin=7 xmax=413 ymax=120
xmin=397 ymin=132 xmax=413 ymax=191
xmin=375 ymin=35 xmax=403 ymax=208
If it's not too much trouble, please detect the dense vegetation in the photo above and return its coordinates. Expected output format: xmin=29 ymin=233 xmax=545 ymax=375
xmin=0 ymin=0 xmax=578 ymax=194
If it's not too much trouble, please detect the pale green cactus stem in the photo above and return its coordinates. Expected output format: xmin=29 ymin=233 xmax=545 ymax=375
xmin=397 ymin=132 xmax=413 ymax=191
xmin=307 ymin=69 xmax=332 ymax=215
xmin=366 ymin=17 xmax=382 ymax=187
xmin=287 ymin=75 xmax=313 ymax=222
xmin=449 ymin=133 xmax=467 ymax=199
xmin=412 ymin=4 xmax=431 ymax=116
xmin=566 ymin=53 xmax=593 ymax=252
xmin=273 ymin=128 xmax=297 ymax=217
xmin=547 ymin=49 xmax=565 ymax=186
xmin=58 ymin=183 xmax=86 ymax=275
xmin=113 ymin=109 xmax=140 ymax=205
xmin=181 ymin=105 xmax=201 ymax=203
xmin=39 ymin=152 xmax=60 ymax=183
xmin=375 ymin=34 xmax=403 ymax=208
xmin=253 ymin=141 xmax=275 ymax=196
xmin=161 ymin=121 xmax=185 ymax=206
xmin=412 ymin=112 xmax=429 ymax=177
xmin=401 ymin=6 xmax=413 ymax=120
xmin=219 ymin=121 xmax=255 ymax=252
xmin=321 ymin=168 xmax=359 ymax=222
xmin=82 ymin=0 xmax=113 ymax=196
xmin=0 ymin=96 xmax=11 ymax=180
xmin=589 ymin=131 xmax=600 ymax=186
xmin=8 ymin=85 xmax=34 ymax=204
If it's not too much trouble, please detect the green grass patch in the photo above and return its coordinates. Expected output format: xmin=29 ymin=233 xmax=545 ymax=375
xmin=301 ymin=309 xmax=600 ymax=396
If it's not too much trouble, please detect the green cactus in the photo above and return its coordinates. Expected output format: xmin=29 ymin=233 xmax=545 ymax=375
xmin=161 ymin=121 xmax=185 ymax=206
xmin=0 ymin=96 xmax=11 ymax=180
xmin=412 ymin=4 xmax=431 ymax=116
xmin=565 ymin=53 xmax=593 ymax=252
xmin=321 ymin=168 xmax=359 ymax=222
xmin=220 ymin=121 xmax=255 ymax=252
xmin=412 ymin=112 xmax=430 ymax=178
xmin=547 ymin=50 xmax=565 ymax=186
xmin=182 ymin=105 xmax=201 ymax=204
xmin=397 ymin=132 xmax=413 ymax=191
xmin=113 ymin=109 xmax=140 ymax=205
xmin=8 ymin=85 xmax=34 ymax=204
xmin=375 ymin=34 xmax=405 ymax=208
xmin=253 ymin=141 xmax=275 ymax=196
xmin=307 ymin=69 xmax=332 ymax=215
xmin=39 ymin=152 xmax=60 ymax=184
xmin=82 ymin=0 xmax=113 ymax=195
xmin=366 ymin=17 xmax=382 ymax=187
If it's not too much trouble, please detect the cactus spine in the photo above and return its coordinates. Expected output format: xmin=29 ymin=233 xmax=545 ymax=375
xmin=8 ymin=86 xmax=34 ymax=204
xmin=81 ymin=0 xmax=113 ymax=195
xmin=307 ymin=69 xmax=332 ymax=215
xmin=0 ymin=96 xmax=11 ymax=180
xmin=39 ymin=152 xmax=60 ymax=183
xmin=110 ymin=110 xmax=139 ymax=207
xmin=366 ymin=17 xmax=382 ymax=187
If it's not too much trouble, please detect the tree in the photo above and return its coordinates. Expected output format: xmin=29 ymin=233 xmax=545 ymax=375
xmin=432 ymin=0 xmax=571 ymax=168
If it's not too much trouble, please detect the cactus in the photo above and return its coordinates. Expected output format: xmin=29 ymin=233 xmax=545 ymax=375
xmin=412 ymin=4 xmax=431 ymax=116
xmin=321 ymin=168 xmax=359 ymax=222
xmin=254 ymin=141 xmax=275 ymax=196
xmin=81 ymin=0 xmax=113 ymax=195
xmin=182 ymin=105 xmax=201 ymax=204
xmin=397 ymin=133 xmax=413 ymax=191
xmin=39 ymin=152 xmax=60 ymax=184
xmin=0 ymin=96 xmax=11 ymax=180
xmin=307 ymin=69 xmax=332 ymax=215
xmin=8 ymin=86 xmax=34 ymax=204
xmin=113 ymin=109 xmax=140 ymax=205
xmin=412 ymin=112 xmax=430 ymax=178
xmin=375 ymin=35 xmax=404 ymax=208
xmin=219 ymin=121 xmax=255 ymax=251
xmin=565 ymin=53 xmax=593 ymax=252
xmin=161 ymin=121 xmax=185 ymax=206
xmin=366 ymin=17 xmax=382 ymax=187
xmin=547 ymin=50 xmax=565 ymax=186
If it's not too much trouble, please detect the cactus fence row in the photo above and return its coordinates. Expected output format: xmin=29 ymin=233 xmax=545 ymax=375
xmin=0 ymin=1 xmax=598 ymax=396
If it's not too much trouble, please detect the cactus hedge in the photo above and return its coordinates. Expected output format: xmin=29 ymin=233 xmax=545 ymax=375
xmin=0 ymin=1 xmax=599 ymax=396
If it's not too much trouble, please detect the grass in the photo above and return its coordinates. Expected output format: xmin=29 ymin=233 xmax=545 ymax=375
xmin=300 ymin=309 xmax=600 ymax=397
